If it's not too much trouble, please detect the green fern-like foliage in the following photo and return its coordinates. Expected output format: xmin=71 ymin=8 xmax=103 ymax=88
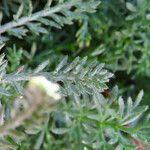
xmin=50 ymin=88 xmax=149 ymax=149
xmin=0 ymin=54 xmax=113 ymax=97
xmin=0 ymin=54 xmax=149 ymax=149
xmin=0 ymin=54 xmax=113 ymax=149
xmin=75 ymin=0 xmax=150 ymax=76
xmin=0 ymin=0 xmax=150 ymax=149
xmin=51 ymin=56 xmax=113 ymax=95
xmin=0 ymin=0 xmax=100 ymax=43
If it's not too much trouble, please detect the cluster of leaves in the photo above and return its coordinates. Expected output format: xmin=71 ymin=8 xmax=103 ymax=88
xmin=0 ymin=0 xmax=150 ymax=149
xmin=49 ymin=88 xmax=149 ymax=149
xmin=0 ymin=0 xmax=100 ymax=42
xmin=75 ymin=0 xmax=150 ymax=76
xmin=0 ymin=53 xmax=149 ymax=149
xmin=92 ymin=0 xmax=150 ymax=101
xmin=30 ymin=0 xmax=150 ymax=106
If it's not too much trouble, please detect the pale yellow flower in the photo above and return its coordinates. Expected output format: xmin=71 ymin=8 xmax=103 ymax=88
xmin=29 ymin=76 xmax=60 ymax=100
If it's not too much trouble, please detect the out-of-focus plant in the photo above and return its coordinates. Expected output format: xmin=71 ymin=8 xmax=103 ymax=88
xmin=0 ymin=76 xmax=61 ymax=149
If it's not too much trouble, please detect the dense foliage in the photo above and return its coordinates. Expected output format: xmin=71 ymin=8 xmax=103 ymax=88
xmin=0 ymin=0 xmax=150 ymax=149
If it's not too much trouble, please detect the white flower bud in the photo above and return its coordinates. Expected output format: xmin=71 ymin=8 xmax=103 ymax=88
xmin=29 ymin=76 xmax=60 ymax=100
